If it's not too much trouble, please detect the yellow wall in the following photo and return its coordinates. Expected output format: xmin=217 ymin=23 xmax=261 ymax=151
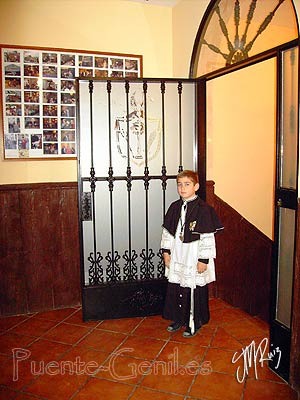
xmin=0 ymin=0 xmax=173 ymax=184
xmin=172 ymin=0 xmax=207 ymax=78
xmin=207 ymin=59 xmax=276 ymax=239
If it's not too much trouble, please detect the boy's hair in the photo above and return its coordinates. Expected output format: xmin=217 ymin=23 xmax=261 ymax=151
xmin=176 ymin=170 xmax=199 ymax=185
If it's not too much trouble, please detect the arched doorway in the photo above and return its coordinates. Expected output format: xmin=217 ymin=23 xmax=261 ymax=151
xmin=189 ymin=0 xmax=299 ymax=385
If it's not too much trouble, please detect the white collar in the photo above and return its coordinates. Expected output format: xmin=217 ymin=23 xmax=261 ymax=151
xmin=182 ymin=195 xmax=198 ymax=204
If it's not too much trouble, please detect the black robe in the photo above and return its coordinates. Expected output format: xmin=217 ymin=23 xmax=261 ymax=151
xmin=162 ymin=196 xmax=223 ymax=242
xmin=162 ymin=196 xmax=223 ymax=329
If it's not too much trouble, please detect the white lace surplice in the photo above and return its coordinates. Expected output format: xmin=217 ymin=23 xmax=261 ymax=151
xmin=161 ymin=199 xmax=217 ymax=289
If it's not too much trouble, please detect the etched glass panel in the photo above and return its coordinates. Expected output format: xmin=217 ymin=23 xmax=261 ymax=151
xmin=280 ymin=47 xmax=298 ymax=189
xmin=194 ymin=0 xmax=298 ymax=77
xmin=276 ymin=207 xmax=295 ymax=327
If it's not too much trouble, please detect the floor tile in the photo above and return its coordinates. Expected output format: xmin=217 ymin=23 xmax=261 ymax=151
xmin=210 ymin=327 xmax=243 ymax=351
xmin=25 ymin=371 xmax=88 ymax=399
xmin=221 ymin=317 xmax=267 ymax=340
xmin=34 ymin=308 xmax=77 ymax=322
xmin=0 ymin=333 xmax=34 ymax=356
xmin=170 ymin=324 xmax=215 ymax=346
xmin=251 ymin=317 xmax=269 ymax=334
xmin=72 ymin=376 xmax=133 ymax=399
xmin=27 ymin=338 xmax=72 ymax=362
xmin=14 ymin=394 xmax=40 ymax=399
xmin=189 ymin=371 xmax=244 ymax=400
xmin=78 ymin=329 xmax=127 ymax=353
xmin=140 ymin=364 xmax=195 ymax=395
xmin=130 ymin=386 xmax=185 ymax=399
xmin=10 ymin=318 xmax=59 ymax=338
xmin=0 ymin=316 xmax=30 ymax=333
xmin=209 ymin=298 xmax=233 ymax=310
xmin=120 ymin=335 xmax=166 ymax=360
xmin=0 ymin=359 xmax=36 ymax=391
xmin=157 ymin=341 xmax=206 ymax=368
xmin=238 ymin=334 xmax=270 ymax=353
xmin=0 ymin=354 xmax=11 ymax=364
xmin=245 ymin=363 xmax=284 ymax=383
xmin=132 ymin=317 xmax=172 ymax=340
xmin=204 ymin=347 xmax=242 ymax=375
xmin=41 ymin=322 xmax=91 ymax=345
xmin=243 ymin=378 xmax=298 ymax=400
xmin=63 ymin=310 xmax=102 ymax=328
xmin=97 ymin=317 xmax=142 ymax=334
xmin=96 ymin=353 xmax=146 ymax=384
xmin=0 ymin=385 xmax=18 ymax=399
xmin=209 ymin=307 xmax=249 ymax=327
xmin=59 ymin=346 xmax=109 ymax=375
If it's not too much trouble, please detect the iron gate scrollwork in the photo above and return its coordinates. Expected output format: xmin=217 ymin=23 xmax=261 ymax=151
xmin=77 ymin=77 xmax=197 ymax=320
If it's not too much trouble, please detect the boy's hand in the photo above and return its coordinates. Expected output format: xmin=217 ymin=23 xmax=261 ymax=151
xmin=163 ymin=253 xmax=171 ymax=268
xmin=197 ymin=261 xmax=207 ymax=273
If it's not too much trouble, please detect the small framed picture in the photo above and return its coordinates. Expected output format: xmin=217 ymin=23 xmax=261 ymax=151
xmin=24 ymin=104 xmax=40 ymax=116
xmin=24 ymin=51 xmax=39 ymax=63
xmin=4 ymin=63 xmax=21 ymax=76
xmin=24 ymin=78 xmax=39 ymax=90
xmin=42 ymin=52 xmax=57 ymax=64
xmin=6 ymin=104 xmax=21 ymax=116
xmin=6 ymin=90 xmax=21 ymax=103
xmin=43 ymin=65 xmax=57 ymax=78
xmin=24 ymin=65 xmax=39 ymax=77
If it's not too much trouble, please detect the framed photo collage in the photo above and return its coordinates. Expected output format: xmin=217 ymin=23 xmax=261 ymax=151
xmin=1 ymin=46 xmax=142 ymax=159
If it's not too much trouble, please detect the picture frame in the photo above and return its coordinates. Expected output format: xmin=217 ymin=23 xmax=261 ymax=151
xmin=1 ymin=45 xmax=143 ymax=159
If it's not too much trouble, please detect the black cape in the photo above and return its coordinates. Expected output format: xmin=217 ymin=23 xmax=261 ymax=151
xmin=162 ymin=196 xmax=224 ymax=243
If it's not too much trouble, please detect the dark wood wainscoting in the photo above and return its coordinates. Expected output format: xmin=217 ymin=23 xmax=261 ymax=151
xmin=0 ymin=182 xmax=81 ymax=316
xmin=206 ymin=181 xmax=273 ymax=322
xmin=290 ymin=199 xmax=300 ymax=391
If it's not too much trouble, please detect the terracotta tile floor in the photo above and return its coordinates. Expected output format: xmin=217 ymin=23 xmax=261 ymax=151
xmin=0 ymin=299 xmax=298 ymax=400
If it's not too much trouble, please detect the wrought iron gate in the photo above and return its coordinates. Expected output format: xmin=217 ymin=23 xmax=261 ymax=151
xmin=77 ymin=78 xmax=197 ymax=320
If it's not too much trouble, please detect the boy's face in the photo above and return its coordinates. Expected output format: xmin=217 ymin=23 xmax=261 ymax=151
xmin=177 ymin=177 xmax=199 ymax=200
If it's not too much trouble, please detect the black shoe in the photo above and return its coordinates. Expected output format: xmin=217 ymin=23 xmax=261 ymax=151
xmin=182 ymin=326 xmax=200 ymax=338
xmin=167 ymin=321 xmax=182 ymax=332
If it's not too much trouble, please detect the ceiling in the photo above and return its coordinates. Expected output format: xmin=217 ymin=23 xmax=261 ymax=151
xmin=123 ymin=0 xmax=179 ymax=7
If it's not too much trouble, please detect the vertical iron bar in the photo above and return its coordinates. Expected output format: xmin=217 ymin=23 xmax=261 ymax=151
xmin=143 ymin=81 xmax=149 ymax=277
xmin=89 ymin=80 xmax=95 ymax=172
xmin=125 ymin=80 xmax=133 ymax=279
xmin=107 ymin=80 xmax=113 ymax=169
xmin=178 ymin=81 xmax=183 ymax=172
xmin=160 ymin=80 xmax=167 ymax=218
xmin=88 ymin=80 xmax=102 ymax=283
xmin=107 ymin=80 xmax=115 ymax=281
xmin=89 ymin=80 xmax=96 ymax=257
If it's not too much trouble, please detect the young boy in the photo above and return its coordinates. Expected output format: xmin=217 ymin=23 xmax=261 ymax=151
xmin=161 ymin=170 xmax=223 ymax=337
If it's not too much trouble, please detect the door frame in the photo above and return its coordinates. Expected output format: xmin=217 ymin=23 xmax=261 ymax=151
xmin=194 ymin=39 xmax=300 ymax=384
xmin=269 ymin=44 xmax=299 ymax=381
